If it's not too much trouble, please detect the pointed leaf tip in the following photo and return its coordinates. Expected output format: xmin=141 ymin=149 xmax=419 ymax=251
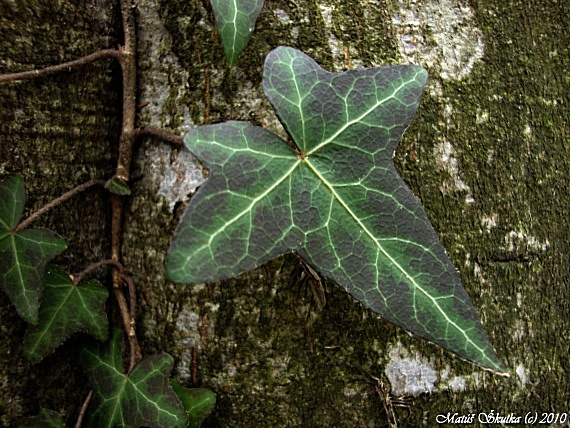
xmin=24 ymin=264 xmax=109 ymax=364
xmin=170 ymin=381 xmax=216 ymax=428
xmin=211 ymin=0 xmax=265 ymax=65
xmin=169 ymin=47 xmax=505 ymax=372
xmin=81 ymin=329 xmax=187 ymax=427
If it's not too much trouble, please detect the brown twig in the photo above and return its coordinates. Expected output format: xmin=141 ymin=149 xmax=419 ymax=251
xmin=110 ymin=0 xmax=143 ymax=371
xmin=109 ymin=13 xmax=183 ymax=369
xmin=0 ymin=50 xmax=121 ymax=83
xmin=6 ymin=0 xmax=146 ymax=374
xmin=121 ymin=273 xmax=137 ymax=319
xmin=110 ymin=195 xmax=142 ymax=370
xmin=74 ymin=390 xmax=93 ymax=428
xmin=72 ymin=259 xmax=125 ymax=286
xmin=200 ymin=313 xmax=209 ymax=346
xmin=73 ymin=258 xmax=139 ymax=368
xmin=15 ymin=179 xmax=105 ymax=232
xmin=134 ymin=126 xmax=184 ymax=145
xmin=115 ymin=1 xmax=137 ymax=183
xmin=204 ymin=66 xmax=210 ymax=123
xmin=191 ymin=345 xmax=198 ymax=385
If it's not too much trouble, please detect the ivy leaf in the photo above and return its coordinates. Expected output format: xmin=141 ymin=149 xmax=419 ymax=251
xmin=167 ymin=47 xmax=506 ymax=373
xmin=104 ymin=176 xmax=131 ymax=196
xmin=80 ymin=329 xmax=187 ymax=428
xmin=23 ymin=264 xmax=109 ymax=364
xmin=0 ymin=175 xmax=67 ymax=323
xmin=210 ymin=0 xmax=264 ymax=66
xmin=15 ymin=408 xmax=65 ymax=428
xmin=170 ymin=381 xmax=216 ymax=428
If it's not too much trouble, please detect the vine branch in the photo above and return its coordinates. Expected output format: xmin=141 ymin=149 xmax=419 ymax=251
xmin=135 ymin=126 xmax=184 ymax=145
xmin=0 ymin=50 xmax=122 ymax=83
xmin=0 ymin=0 xmax=162 ymax=373
xmin=15 ymin=179 xmax=105 ymax=232
xmin=74 ymin=390 xmax=93 ymax=428
xmin=72 ymin=259 xmax=125 ymax=286
xmin=110 ymin=0 xmax=142 ymax=369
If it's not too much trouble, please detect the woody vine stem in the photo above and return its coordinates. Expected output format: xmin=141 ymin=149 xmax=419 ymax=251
xmin=0 ymin=0 xmax=182 ymax=370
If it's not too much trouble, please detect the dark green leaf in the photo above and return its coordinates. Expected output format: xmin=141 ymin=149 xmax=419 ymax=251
xmin=81 ymin=329 xmax=187 ymax=428
xmin=15 ymin=408 xmax=65 ymax=428
xmin=170 ymin=380 xmax=216 ymax=428
xmin=0 ymin=175 xmax=67 ymax=323
xmin=23 ymin=264 xmax=109 ymax=363
xmin=167 ymin=47 xmax=506 ymax=373
xmin=104 ymin=176 xmax=131 ymax=196
xmin=0 ymin=175 xmax=25 ymax=233
xmin=210 ymin=0 xmax=264 ymax=66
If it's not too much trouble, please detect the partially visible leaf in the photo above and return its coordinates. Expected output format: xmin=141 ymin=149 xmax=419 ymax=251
xmin=210 ymin=0 xmax=264 ymax=66
xmin=104 ymin=176 xmax=131 ymax=196
xmin=81 ymin=329 xmax=187 ymax=428
xmin=0 ymin=175 xmax=25 ymax=233
xmin=23 ymin=264 xmax=109 ymax=363
xmin=0 ymin=175 xmax=67 ymax=323
xmin=167 ymin=47 xmax=506 ymax=373
xmin=170 ymin=380 xmax=216 ymax=428
xmin=15 ymin=408 xmax=64 ymax=428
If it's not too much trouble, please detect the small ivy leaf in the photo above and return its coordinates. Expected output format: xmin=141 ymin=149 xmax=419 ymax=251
xmin=166 ymin=47 xmax=506 ymax=373
xmin=23 ymin=264 xmax=109 ymax=364
xmin=15 ymin=408 xmax=65 ymax=428
xmin=104 ymin=176 xmax=131 ymax=196
xmin=0 ymin=175 xmax=67 ymax=324
xmin=210 ymin=0 xmax=264 ymax=66
xmin=170 ymin=380 xmax=216 ymax=428
xmin=80 ymin=329 xmax=187 ymax=428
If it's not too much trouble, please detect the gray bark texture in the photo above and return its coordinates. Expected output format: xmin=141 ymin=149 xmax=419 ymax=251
xmin=1 ymin=0 xmax=568 ymax=426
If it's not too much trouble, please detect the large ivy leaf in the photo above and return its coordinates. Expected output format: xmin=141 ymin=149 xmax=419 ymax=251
xmin=23 ymin=264 xmax=109 ymax=363
xmin=80 ymin=329 xmax=187 ymax=428
xmin=0 ymin=175 xmax=67 ymax=323
xmin=210 ymin=0 xmax=264 ymax=66
xmin=167 ymin=47 xmax=506 ymax=373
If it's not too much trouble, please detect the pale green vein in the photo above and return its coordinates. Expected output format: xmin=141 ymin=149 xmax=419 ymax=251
xmin=181 ymin=160 xmax=301 ymax=270
xmin=26 ymin=287 xmax=73 ymax=354
xmin=306 ymin=76 xmax=420 ymax=156
xmin=130 ymin=377 xmax=180 ymax=419
xmin=231 ymin=0 xmax=238 ymax=59
xmin=292 ymin=76 xmax=307 ymax=149
xmin=303 ymin=157 xmax=488 ymax=358
xmin=10 ymin=234 xmax=30 ymax=307
xmin=201 ymin=138 xmax=295 ymax=160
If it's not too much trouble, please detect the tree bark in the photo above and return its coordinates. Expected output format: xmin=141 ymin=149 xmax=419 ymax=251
xmin=1 ymin=0 xmax=568 ymax=426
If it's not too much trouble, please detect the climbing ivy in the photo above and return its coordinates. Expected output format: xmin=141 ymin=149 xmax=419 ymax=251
xmin=167 ymin=47 xmax=506 ymax=373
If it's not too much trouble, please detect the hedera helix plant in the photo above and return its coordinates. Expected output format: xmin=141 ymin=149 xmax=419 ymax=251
xmin=166 ymin=46 xmax=507 ymax=374
xmin=0 ymin=176 xmax=216 ymax=427
xmin=0 ymin=0 xmax=217 ymax=426
xmin=1 ymin=0 xmax=508 ymax=426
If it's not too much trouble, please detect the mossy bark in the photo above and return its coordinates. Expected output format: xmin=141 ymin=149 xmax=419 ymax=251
xmin=1 ymin=0 xmax=568 ymax=426
xmin=0 ymin=0 xmax=120 ymax=425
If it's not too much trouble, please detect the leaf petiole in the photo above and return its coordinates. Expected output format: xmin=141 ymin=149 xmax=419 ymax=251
xmin=72 ymin=259 xmax=125 ymax=286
